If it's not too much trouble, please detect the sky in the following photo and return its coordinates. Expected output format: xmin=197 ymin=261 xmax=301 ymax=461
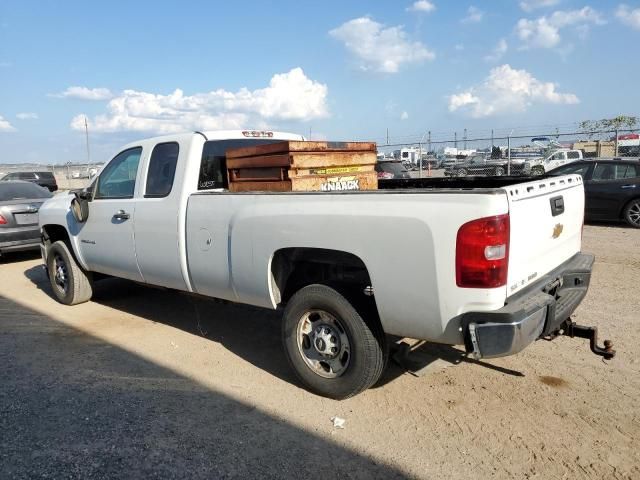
xmin=0 ymin=0 xmax=639 ymax=164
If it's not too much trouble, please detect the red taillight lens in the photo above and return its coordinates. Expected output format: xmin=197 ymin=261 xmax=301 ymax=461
xmin=456 ymin=214 xmax=510 ymax=288
xmin=0 ymin=215 xmax=7 ymax=225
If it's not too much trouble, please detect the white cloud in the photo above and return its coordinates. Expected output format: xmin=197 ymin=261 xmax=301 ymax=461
xmin=407 ymin=1 xmax=435 ymax=13
xmin=51 ymin=86 xmax=114 ymax=100
xmin=0 ymin=61 xmax=11 ymax=68
xmin=520 ymin=0 xmax=560 ymax=12
xmin=461 ymin=6 xmax=484 ymax=24
xmin=516 ymin=7 xmax=605 ymax=49
xmin=0 ymin=115 xmax=16 ymax=132
xmin=16 ymin=112 xmax=38 ymax=120
xmin=454 ymin=43 xmax=465 ymax=51
xmin=71 ymin=68 xmax=329 ymax=134
xmin=329 ymin=17 xmax=435 ymax=73
xmin=400 ymin=111 xmax=409 ymax=120
xmin=448 ymin=64 xmax=579 ymax=118
xmin=485 ymin=38 xmax=508 ymax=62
xmin=616 ymin=4 xmax=640 ymax=30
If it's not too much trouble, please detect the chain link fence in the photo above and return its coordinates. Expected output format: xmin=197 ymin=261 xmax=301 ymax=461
xmin=376 ymin=128 xmax=640 ymax=179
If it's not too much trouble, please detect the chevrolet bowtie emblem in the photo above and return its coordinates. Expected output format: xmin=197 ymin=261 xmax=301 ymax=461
xmin=552 ymin=223 xmax=564 ymax=239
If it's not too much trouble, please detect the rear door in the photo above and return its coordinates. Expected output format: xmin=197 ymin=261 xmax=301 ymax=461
xmin=585 ymin=162 xmax=640 ymax=219
xmin=77 ymin=147 xmax=144 ymax=281
xmin=133 ymin=141 xmax=187 ymax=290
xmin=506 ymin=175 xmax=586 ymax=295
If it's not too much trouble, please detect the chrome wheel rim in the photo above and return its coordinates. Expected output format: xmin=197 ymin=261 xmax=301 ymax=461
xmin=296 ymin=310 xmax=350 ymax=378
xmin=628 ymin=202 xmax=640 ymax=226
xmin=53 ymin=254 xmax=68 ymax=295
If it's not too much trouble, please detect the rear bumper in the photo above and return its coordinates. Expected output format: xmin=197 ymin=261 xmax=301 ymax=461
xmin=0 ymin=227 xmax=41 ymax=254
xmin=460 ymin=252 xmax=594 ymax=359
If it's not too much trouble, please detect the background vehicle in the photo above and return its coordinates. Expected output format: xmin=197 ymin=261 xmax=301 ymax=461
xmin=526 ymin=149 xmax=583 ymax=175
xmin=549 ymin=158 xmax=640 ymax=228
xmin=375 ymin=160 xmax=411 ymax=179
xmin=38 ymin=130 xmax=609 ymax=399
xmin=0 ymin=181 xmax=52 ymax=256
xmin=1 ymin=171 xmax=58 ymax=192
xmin=445 ymin=155 xmax=528 ymax=177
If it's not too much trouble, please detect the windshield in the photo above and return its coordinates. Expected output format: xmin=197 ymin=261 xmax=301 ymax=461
xmin=0 ymin=182 xmax=52 ymax=201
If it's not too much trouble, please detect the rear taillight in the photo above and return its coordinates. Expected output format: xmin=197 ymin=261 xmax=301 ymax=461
xmin=456 ymin=214 xmax=510 ymax=288
xmin=0 ymin=215 xmax=6 ymax=225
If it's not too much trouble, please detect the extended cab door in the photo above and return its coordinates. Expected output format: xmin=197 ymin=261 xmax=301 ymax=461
xmin=77 ymin=147 xmax=144 ymax=281
xmin=133 ymin=141 xmax=188 ymax=291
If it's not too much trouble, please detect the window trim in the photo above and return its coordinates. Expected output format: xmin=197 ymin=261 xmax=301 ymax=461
xmin=94 ymin=146 xmax=143 ymax=200
xmin=144 ymin=141 xmax=179 ymax=199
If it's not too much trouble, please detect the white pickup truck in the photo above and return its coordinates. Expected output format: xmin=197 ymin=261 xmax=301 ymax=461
xmin=527 ymin=149 xmax=583 ymax=175
xmin=38 ymin=130 xmax=614 ymax=399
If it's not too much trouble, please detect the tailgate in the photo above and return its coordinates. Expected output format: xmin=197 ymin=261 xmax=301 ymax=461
xmin=506 ymin=174 xmax=585 ymax=295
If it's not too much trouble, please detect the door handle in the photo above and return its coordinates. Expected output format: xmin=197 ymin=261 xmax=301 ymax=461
xmin=621 ymin=185 xmax=637 ymax=189
xmin=113 ymin=210 xmax=130 ymax=220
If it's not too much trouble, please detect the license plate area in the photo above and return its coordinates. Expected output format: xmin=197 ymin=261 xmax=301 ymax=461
xmin=14 ymin=212 xmax=38 ymax=225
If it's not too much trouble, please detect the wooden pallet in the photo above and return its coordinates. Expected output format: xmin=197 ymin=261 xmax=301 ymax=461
xmin=226 ymin=141 xmax=378 ymax=192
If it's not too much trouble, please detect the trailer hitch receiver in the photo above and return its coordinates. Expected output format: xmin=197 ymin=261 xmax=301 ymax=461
xmin=561 ymin=321 xmax=615 ymax=359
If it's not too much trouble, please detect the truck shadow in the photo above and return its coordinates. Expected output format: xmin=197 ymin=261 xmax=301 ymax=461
xmin=24 ymin=266 xmax=523 ymax=391
xmin=0 ymin=292 xmax=406 ymax=479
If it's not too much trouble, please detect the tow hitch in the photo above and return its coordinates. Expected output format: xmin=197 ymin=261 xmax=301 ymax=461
xmin=557 ymin=321 xmax=616 ymax=359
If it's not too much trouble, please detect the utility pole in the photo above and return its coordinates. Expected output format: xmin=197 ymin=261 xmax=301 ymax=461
xmin=454 ymin=132 xmax=458 ymax=149
xmin=386 ymin=128 xmax=389 ymax=145
xmin=463 ymin=128 xmax=467 ymax=150
xmin=427 ymin=131 xmax=431 ymax=153
xmin=491 ymin=129 xmax=494 ymax=148
xmin=84 ymin=116 xmax=91 ymax=165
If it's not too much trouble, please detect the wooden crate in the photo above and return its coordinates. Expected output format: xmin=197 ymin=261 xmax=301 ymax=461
xmin=226 ymin=141 xmax=378 ymax=192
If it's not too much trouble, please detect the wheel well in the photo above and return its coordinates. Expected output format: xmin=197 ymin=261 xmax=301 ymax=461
xmin=270 ymin=248 xmax=372 ymax=306
xmin=41 ymin=224 xmax=71 ymax=249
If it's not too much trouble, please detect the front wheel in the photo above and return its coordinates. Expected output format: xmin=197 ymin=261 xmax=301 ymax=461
xmin=494 ymin=166 xmax=505 ymax=176
xmin=282 ymin=284 xmax=386 ymax=399
xmin=457 ymin=168 xmax=468 ymax=177
xmin=531 ymin=166 xmax=545 ymax=176
xmin=623 ymin=199 xmax=640 ymax=228
xmin=47 ymin=240 xmax=93 ymax=305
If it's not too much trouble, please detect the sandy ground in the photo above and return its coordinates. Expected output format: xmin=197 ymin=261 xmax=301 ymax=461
xmin=0 ymin=224 xmax=638 ymax=479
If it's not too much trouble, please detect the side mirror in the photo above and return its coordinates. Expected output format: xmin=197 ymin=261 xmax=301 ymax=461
xmin=71 ymin=191 xmax=89 ymax=223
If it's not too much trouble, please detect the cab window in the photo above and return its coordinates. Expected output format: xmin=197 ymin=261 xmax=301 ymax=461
xmin=95 ymin=147 xmax=142 ymax=199
xmin=145 ymin=142 xmax=179 ymax=198
xmin=567 ymin=151 xmax=581 ymax=159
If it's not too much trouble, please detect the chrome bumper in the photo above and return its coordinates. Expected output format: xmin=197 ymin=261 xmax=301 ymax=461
xmin=461 ymin=253 xmax=594 ymax=359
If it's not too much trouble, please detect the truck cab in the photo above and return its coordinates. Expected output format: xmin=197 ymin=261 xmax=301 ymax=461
xmin=527 ymin=149 xmax=583 ymax=175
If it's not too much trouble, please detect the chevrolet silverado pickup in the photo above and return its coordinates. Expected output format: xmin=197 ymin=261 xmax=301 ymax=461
xmin=38 ymin=130 xmax=614 ymax=399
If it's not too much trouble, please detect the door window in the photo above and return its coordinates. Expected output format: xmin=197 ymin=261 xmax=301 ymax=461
xmin=145 ymin=142 xmax=179 ymax=197
xmin=592 ymin=163 xmax=638 ymax=182
xmin=567 ymin=151 xmax=581 ymax=159
xmin=95 ymin=147 xmax=142 ymax=199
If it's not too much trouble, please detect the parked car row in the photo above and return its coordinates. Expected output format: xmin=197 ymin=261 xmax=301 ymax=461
xmin=1 ymin=171 xmax=58 ymax=191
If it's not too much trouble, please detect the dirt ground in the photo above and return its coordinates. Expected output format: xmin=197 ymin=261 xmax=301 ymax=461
xmin=0 ymin=224 xmax=638 ymax=479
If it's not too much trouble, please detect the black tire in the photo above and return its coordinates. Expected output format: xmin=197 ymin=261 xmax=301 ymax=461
xmin=282 ymin=284 xmax=386 ymax=399
xmin=531 ymin=166 xmax=545 ymax=176
xmin=623 ymin=198 xmax=640 ymax=228
xmin=494 ymin=166 xmax=505 ymax=176
xmin=457 ymin=168 xmax=467 ymax=177
xmin=47 ymin=240 xmax=93 ymax=305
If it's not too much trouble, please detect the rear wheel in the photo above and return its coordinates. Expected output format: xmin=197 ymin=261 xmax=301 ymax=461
xmin=531 ymin=166 xmax=545 ymax=176
xmin=46 ymin=240 xmax=93 ymax=305
xmin=494 ymin=166 xmax=505 ymax=176
xmin=457 ymin=168 xmax=468 ymax=177
xmin=282 ymin=284 xmax=386 ymax=399
xmin=623 ymin=199 xmax=640 ymax=228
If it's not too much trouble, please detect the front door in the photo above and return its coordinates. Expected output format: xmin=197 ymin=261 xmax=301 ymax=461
xmin=77 ymin=147 xmax=144 ymax=281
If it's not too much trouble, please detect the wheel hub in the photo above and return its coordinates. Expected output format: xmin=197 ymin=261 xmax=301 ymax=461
xmin=296 ymin=310 xmax=350 ymax=378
